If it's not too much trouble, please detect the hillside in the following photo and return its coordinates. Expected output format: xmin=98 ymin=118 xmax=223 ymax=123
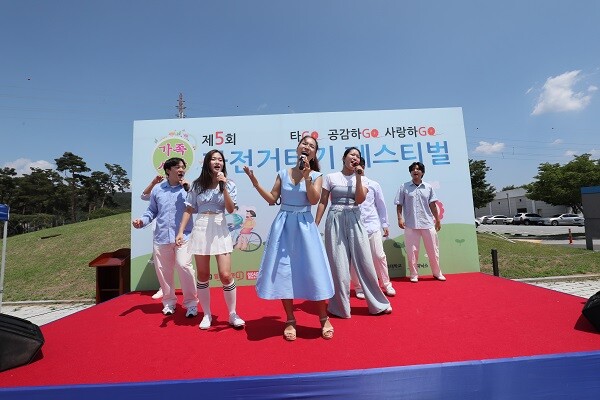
xmin=2 ymin=213 xmax=130 ymax=302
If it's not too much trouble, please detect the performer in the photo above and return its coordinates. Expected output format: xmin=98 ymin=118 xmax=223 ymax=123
xmin=243 ymin=136 xmax=334 ymax=341
xmin=351 ymin=157 xmax=395 ymax=298
xmin=394 ymin=161 xmax=446 ymax=283
xmin=176 ymin=149 xmax=245 ymax=330
xmin=132 ymin=158 xmax=199 ymax=317
xmin=140 ymin=174 xmax=191 ymax=300
xmin=315 ymin=147 xmax=392 ymax=319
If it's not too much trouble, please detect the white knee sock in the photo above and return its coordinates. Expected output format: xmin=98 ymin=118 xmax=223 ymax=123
xmin=196 ymin=281 xmax=211 ymax=315
xmin=223 ymin=280 xmax=237 ymax=315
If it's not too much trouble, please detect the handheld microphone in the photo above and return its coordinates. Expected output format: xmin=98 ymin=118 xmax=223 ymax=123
xmin=299 ymin=152 xmax=308 ymax=170
xmin=217 ymin=172 xmax=225 ymax=191
xmin=182 ymin=182 xmax=190 ymax=191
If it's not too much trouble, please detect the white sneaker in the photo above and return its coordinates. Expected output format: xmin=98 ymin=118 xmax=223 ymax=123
xmin=162 ymin=304 xmax=175 ymax=315
xmin=185 ymin=306 xmax=198 ymax=318
xmin=151 ymin=288 xmax=163 ymax=300
xmin=355 ymin=289 xmax=365 ymax=300
xmin=410 ymin=276 xmax=418 ymax=283
xmin=385 ymin=286 xmax=396 ymax=296
xmin=199 ymin=314 xmax=212 ymax=330
xmin=434 ymin=274 xmax=447 ymax=281
xmin=228 ymin=312 xmax=245 ymax=328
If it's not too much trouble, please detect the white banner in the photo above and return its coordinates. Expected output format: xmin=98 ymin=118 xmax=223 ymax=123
xmin=131 ymin=108 xmax=479 ymax=290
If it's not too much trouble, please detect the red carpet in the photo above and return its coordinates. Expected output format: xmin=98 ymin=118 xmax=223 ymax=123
xmin=1 ymin=272 xmax=599 ymax=388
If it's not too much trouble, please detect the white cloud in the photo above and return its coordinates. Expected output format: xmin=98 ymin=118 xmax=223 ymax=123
xmin=531 ymin=70 xmax=593 ymax=115
xmin=474 ymin=141 xmax=505 ymax=154
xmin=565 ymin=149 xmax=599 ymax=157
xmin=3 ymin=158 xmax=55 ymax=176
xmin=550 ymin=139 xmax=563 ymax=145
xmin=525 ymin=87 xmax=533 ymax=95
xmin=589 ymin=85 xmax=598 ymax=92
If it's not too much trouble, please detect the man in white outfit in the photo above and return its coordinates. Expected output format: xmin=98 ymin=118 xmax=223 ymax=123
xmin=352 ymin=157 xmax=396 ymax=298
xmin=394 ymin=161 xmax=446 ymax=283
xmin=132 ymin=158 xmax=199 ymax=317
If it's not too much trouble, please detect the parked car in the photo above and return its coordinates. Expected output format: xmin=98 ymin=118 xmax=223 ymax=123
xmin=483 ymin=215 xmax=512 ymax=225
xmin=542 ymin=214 xmax=585 ymax=226
xmin=512 ymin=213 xmax=543 ymax=225
xmin=477 ymin=215 xmax=493 ymax=224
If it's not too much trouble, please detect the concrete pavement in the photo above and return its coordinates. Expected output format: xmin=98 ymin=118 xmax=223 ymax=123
xmin=2 ymin=275 xmax=599 ymax=326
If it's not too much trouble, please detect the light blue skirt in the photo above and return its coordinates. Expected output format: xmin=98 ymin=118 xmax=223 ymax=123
xmin=256 ymin=206 xmax=334 ymax=301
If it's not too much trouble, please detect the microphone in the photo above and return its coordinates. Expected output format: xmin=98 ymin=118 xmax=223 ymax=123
xmin=353 ymin=161 xmax=363 ymax=175
xmin=182 ymin=182 xmax=190 ymax=191
xmin=299 ymin=152 xmax=308 ymax=170
xmin=217 ymin=172 xmax=225 ymax=191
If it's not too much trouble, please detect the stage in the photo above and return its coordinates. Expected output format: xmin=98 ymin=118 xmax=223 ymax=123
xmin=1 ymin=272 xmax=599 ymax=399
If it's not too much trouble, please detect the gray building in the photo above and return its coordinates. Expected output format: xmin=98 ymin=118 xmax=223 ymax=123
xmin=474 ymin=188 xmax=569 ymax=218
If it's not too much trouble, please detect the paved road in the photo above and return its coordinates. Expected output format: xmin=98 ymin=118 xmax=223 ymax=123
xmin=2 ymin=275 xmax=599 ymax=326
xmin=478 ymin=224 xmax=586 ymax=236
xmin=477 ymin=224 xmax=599 ymax=250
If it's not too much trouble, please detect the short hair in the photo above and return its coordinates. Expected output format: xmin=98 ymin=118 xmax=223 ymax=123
xmin=163 ymin=157 xmax=186 ymax=174
xmin=342 ymin=146 xmax=361 ymax=159
xmin=408 ymin=162 xmax=425 ymax=175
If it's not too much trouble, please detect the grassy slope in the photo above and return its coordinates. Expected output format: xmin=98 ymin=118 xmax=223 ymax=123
xmin=477 ymin=233 xmax=600 ymax=278
xmin=2 ymin=213 xmax=130 ymax=301
xmin=1 ymin=214 xmax=598 ymax=301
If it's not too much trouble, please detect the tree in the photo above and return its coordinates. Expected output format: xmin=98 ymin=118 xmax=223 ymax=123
xmin=501 ymin=185 xmax=519 ymax=191
xmin=525 ymin=154 xmax=600 ymax=213
xmin=12 ymin=168 xmax=64 ymax=215
xmin=469 ymin=159 xmax=496 ymax=209
xmin=0 ymin=167 xmax=17 ymax=204
xmin=55 ymin=152 xmax=91 ymax=222
xmin=105 ymin=163 xmax=130 ymax=197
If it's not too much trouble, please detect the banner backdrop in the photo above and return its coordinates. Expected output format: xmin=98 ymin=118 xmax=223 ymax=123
xmin=131 ymin=108 xmax=479 ymax=290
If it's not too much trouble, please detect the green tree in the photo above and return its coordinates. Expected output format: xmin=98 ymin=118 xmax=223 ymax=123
xmin=11 ymin=168 xmax=64 ymax=215
xmin=55 ymin=152 xmax=91 ymax=222
xmin=525 ymin=154 xmax=600 ymax=213
xmin=469 ymin=159 xmax=496 ymax=209
xmin=0 ymin=167 xmax=17 ymax=204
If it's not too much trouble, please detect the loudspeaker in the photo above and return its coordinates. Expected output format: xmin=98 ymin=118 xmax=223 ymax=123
xmin=582 ymin=291 xmax=600 ymax=332
xmin=0 ymin=313 xmax=45 ymax=372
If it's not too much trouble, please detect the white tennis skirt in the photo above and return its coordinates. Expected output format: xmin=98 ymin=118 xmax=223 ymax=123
xmin=187 ymin=213 xmax=233 ymax=255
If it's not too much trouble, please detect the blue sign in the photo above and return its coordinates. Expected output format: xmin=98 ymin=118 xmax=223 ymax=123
xmin=0 ymin=204 xmax=9 ymax=222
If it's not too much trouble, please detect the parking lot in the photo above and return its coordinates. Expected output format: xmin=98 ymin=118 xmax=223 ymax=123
xmin=476 ymin=224 xmax=585 ymax=236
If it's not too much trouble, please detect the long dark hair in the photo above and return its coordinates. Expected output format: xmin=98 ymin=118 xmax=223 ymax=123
xmin=192 ymin=149 xmax=228 ymax=193
xmin=299 ymin=136 xmax=321 ymax=172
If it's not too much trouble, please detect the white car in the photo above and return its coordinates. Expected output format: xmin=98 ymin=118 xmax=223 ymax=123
xmin=477 ymin=215 xmax=493 ymax=224
xmin=483 ymin=215 xmax=512 ymax=225
xmin=542 ymin=214 xmax=585 ymax=226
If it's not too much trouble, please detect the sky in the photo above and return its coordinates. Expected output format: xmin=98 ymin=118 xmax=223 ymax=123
xmin=1 ymin=0 xmax=599 ymax=191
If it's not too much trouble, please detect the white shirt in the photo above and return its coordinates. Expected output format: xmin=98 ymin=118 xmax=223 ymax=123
xmin=359 ymin=176 xmax=389 ymax=235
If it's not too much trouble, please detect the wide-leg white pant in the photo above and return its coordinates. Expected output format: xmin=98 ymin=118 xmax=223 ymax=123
xmin=404 ymin=227 xmax=442 ymax=279
xmin=153 ymin=242 xmax=198 ymax=309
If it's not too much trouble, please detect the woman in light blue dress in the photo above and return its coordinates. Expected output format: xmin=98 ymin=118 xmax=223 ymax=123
xmin=243 ymin=136 xmax=334 ymax=341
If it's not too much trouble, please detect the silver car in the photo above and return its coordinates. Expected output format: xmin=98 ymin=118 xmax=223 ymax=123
xmin=542 ymin=213 xmax=585 ymax=226
xmin=483 ymin=215 xmax=512 ymax=225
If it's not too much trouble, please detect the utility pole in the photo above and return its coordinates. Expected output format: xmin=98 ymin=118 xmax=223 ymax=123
xmin=176 ymin=93 xmax=186 ymax=118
